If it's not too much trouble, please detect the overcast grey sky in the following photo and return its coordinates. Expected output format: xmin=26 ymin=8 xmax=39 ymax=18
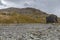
xmin=0 ymin=0 xmax=60 ymax=17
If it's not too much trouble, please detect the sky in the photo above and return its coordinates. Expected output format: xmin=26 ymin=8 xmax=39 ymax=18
xmin=0 ymin=0 xmax=60 ymax=17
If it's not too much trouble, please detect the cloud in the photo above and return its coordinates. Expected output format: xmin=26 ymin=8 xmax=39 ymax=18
xmin=1 ymin=0 xmax=35 ymax=8
xmin=0 ymin=0 xmax=60 ymax=17
xmin=0 ymin=0 xmax=6 ymax=6
xmin=0 ymin=1 xmax=4 ymax=5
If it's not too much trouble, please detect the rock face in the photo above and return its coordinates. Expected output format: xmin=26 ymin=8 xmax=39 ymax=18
xmin=46 ymin=14 xmax=58 ymax=23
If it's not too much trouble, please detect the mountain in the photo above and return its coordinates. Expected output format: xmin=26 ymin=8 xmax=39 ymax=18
xmin=0 ymin=7 xmax=48 ymax=15
xmin=0 ymin=7 xmax=58 ymax=24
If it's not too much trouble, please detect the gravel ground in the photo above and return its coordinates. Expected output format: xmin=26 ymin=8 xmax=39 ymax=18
xmin=0 ymin=24 xmax=59 ymax=40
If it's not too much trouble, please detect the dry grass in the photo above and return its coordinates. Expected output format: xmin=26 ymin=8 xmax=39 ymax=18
xmin=0 ymin=13 xmax=47 ymax=24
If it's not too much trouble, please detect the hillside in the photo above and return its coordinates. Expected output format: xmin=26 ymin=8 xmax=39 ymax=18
xmin=0 ymin=7 xmax=59 ymax=24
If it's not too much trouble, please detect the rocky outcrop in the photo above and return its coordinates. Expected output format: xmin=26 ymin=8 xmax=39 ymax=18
xmin=46 ymin=14 xmax=58 ymax=23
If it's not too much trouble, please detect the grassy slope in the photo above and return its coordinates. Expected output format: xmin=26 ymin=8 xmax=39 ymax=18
xmin=0 ymin=13 xmax=46 ymax=24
